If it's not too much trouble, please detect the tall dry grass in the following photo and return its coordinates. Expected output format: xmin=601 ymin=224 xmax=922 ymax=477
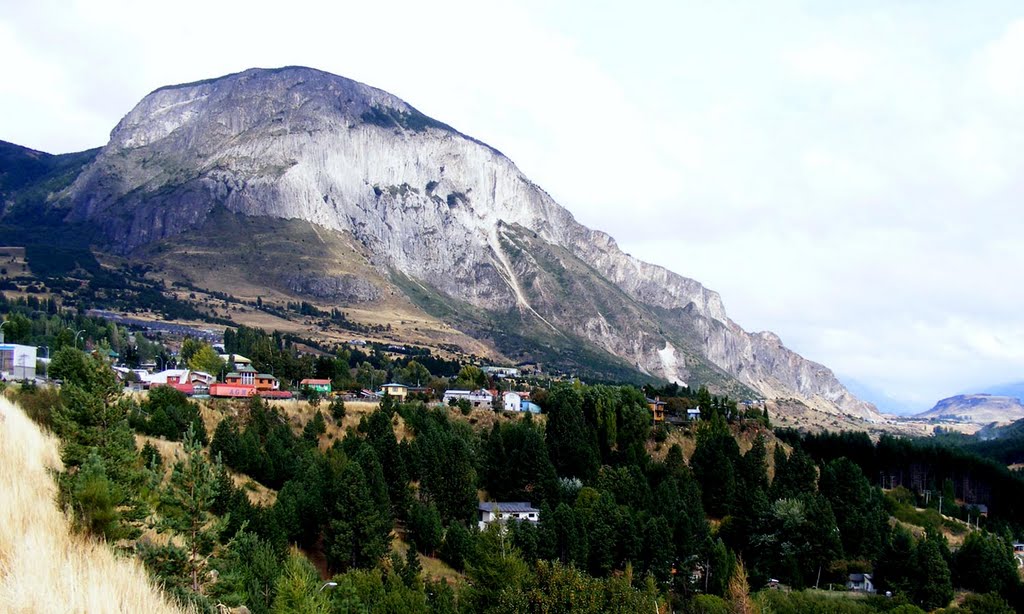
xmin=0 ymin=396 xmax=191 ymax=613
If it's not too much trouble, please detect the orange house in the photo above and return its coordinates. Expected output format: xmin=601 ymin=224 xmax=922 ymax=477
xmin=225 ymin=365 xmax=279 ymax=391
xmin=647 ymin=397 xmax=666 ymax=423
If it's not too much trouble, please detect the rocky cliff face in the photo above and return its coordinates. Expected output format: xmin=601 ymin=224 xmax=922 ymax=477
xmin=62 ymin=66 xmax=878 ymax=418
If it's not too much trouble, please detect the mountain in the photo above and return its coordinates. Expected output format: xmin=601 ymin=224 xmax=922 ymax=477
xmin=916 ymin=394 xmax=1024 ymax=425
xmin=1 ymin=66 xmax=878 ymax=419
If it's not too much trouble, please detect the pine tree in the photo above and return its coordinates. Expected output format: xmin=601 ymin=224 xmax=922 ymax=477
xmin=914 ymin=537 xmax=953 ymax=610
xmin=160 ymin=424 xmax=223 ymax=593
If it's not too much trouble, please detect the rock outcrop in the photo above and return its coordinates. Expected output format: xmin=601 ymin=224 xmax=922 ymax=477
xmin=61 ymin=66 xmax=878 ymax=418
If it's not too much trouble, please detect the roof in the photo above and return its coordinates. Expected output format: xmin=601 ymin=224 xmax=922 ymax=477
xmin=848 ymin=573 xmax=872 ymax=582
xmin=219 ymin=354 xmax=252 ymax=363
xmin=381 ymin=383 xmax=408 ymax=388
xmin=646 ymin=397 xmax=667 ymax=406
xmin=478 ymin=501 xmax=539 ymax=514
xmin=256 ymin=373 xmax=275 ymax=379
xmin=301 ymin=378 xmax=331 ymax=385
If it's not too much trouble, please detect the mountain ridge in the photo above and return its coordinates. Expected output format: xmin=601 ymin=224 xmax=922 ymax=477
xmin=916 ymin=393 xmax=1024 ymax=425
xmin=3 ymin=66 xmax=878 ymax=419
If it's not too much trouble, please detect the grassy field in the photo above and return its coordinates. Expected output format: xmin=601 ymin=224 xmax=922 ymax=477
xmin=0 ymin=396 xmax=190 ymax=613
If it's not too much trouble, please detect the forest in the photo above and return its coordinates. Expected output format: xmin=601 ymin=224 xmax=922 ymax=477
xmin=2 ymin=301 xmax=1023 ymax=613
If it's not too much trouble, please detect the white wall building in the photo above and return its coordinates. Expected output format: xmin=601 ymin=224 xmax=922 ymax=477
xmin=0 ymin=344 xmax=37 ymax=381
xmin=443 ymin=389 xmax=494 ymax=407
xmin=478 ymin=502 xmax=540 ymax=531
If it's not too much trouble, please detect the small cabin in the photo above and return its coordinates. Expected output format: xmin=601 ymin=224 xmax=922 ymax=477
xmin=478 ymin=502 xmax=540 ymax=531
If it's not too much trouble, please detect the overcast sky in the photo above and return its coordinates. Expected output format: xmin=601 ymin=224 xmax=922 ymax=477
xmin=3 ymin=0 xmax=1023 ymax=412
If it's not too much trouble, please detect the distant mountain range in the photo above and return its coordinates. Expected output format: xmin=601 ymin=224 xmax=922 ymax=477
xmin=0 ymin=66 xmax=880 ymax=419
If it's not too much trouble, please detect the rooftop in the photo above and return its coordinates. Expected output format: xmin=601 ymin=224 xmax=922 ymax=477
xmin=478 ymin=501 xmax=539 ymax=514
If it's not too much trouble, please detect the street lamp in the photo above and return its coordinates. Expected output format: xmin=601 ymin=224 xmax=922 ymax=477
xmin=0 ymin=320 xmax=9 ymax=343
xmin=318 ymin=581 xmax=338 ymax=593
xmin=74 ymin=329 xmax=86 ymax=350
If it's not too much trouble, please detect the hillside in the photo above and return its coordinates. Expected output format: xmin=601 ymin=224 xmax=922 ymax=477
xmin=916 ymin=394 xmax=1024 ymax=425
xmin=0 ymin=66 xmax=878 ymax=420
xmin=0 ymin=396 xmax=189 ymax=613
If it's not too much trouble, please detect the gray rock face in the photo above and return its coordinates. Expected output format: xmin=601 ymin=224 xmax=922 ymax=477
xmin=281 ymin=273 xmax=380 ymax=302
xmin=63 ymin=66 xmax=877 ymax=418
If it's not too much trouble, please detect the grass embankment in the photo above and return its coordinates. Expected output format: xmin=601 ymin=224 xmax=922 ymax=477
xmin=0 ymin=396 xmax=190 ymax=613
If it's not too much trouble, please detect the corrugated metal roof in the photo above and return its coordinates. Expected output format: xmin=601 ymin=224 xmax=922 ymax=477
xmin=478 ymin=501 xmax=539 ymax=513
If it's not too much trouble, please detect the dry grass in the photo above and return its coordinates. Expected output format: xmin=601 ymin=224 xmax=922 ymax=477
xmin=0 ymin=397 xmax=191 ymax=613
xmin=391 ymin=536 xmax=464 ymax=585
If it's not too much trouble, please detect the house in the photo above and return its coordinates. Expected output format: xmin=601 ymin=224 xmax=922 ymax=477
xmin=300 ymin=378 xmax=332 ymax=394
xmin=503 ymin=391 xmax=522 ymax=411
xmin=478 ymin=502 xmax=540 ymax=531
xmin=1013 ymin=542 xmax=1024 ymax=554
xmin=975 ymin=504 xmax=989 ymax=517
xmin=379 ymin=383 xmax=409 ymax=399
xmin=224 ymin=365 xmax=278 ymax=391
xmin=687 ymin=407 xmax=701 ymax=421
xmin=646 ymin=397 xmax=666 ymax=423
xmin=847 ymin=573 xmax=875 ymax=593
xmin=0 ymin=343 xmax=37 ymax=381
xmin=502 ymin=391 xmax=542 ymax=413
xmin=444 ymin=389 xmax=494 ymax=407
xmin=482 ymin=366 xmax=520 ymax=378
xmin=143 ymin=369 xmax=217 ymax=395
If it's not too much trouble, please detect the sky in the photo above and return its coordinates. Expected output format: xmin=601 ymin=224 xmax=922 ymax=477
xmin=3 ymin=0 xmax=1024 ymax=412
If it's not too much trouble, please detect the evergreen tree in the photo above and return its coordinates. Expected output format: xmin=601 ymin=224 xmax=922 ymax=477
xmin=544 ymin=384 xmax=600 ymax=482
xmin=440 ymin=522 xmax=472 ymax=572
xmin=270 ymin=551 xmax=331 ymax=614
xmin=408 ymin=500 xmax=444 ymax=555
xmin=325 ymin=458 xmax=391 ymax=571
xmin=691 ymin=413 xmax=740 ymax=517
xmin=875 ymin=524 xmax=918 ymax=598
xmin=914 ymin=536 xmax=953 ymax=611
xmin=302 ymin=410 xmax=327 ymax=445
xmin=954 ymin=532 xmax=1020 ymax=596
xmin=818 ymin=456 xmax=886 ymax=560
xmin=770 ymin=446 xmax=817 ymax=501
xmin=160 ymin=424 xmax=222 ymax=593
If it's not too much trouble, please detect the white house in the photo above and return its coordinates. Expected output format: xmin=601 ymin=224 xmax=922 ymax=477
xmin=847 ymin=573 xmax=875 ymax=593
xmin=478 ymin=502 xmax=540 ymax=531
xmin=0 ymin=344 xmax=36 ymax=381
xmin=444 ymin=389 xmax=494 ymax=407
xmin=502 ymin=391 xmax=541 ymax=413
xmin=503 ymin=391 xmax=522 ymax=411
xmin=687 ymin=408 xmax=701 ymax=421
xmin=143 ymin=369 xmax=216 ymax=387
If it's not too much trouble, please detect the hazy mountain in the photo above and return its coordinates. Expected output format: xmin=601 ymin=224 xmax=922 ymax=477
xmin=916 ymin=394 xmax=1024 ymax=425
xmin=1 ymin=66 xmax=878 ymax=419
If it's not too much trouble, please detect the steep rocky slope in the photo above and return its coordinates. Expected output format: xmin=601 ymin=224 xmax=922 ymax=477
xmin=48 ymin=66 xmax=875 ymax=416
